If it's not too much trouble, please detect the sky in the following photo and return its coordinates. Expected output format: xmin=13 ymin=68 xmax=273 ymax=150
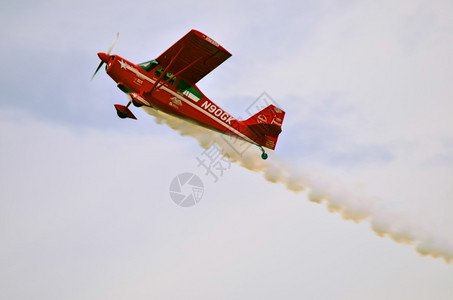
xmin=1 ymin=0 xmax=453 ymax=299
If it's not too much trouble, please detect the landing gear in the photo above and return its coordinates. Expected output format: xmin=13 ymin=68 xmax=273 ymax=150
xmin=259 ymin=146 xmax=268 ymax=160
xmin=116 ymin=110 xmax=127 ymax=119
xmin=131 ymin=98 xmax=143 ymax=107
xmin=114 ymin=103 xmax=137 ymax=120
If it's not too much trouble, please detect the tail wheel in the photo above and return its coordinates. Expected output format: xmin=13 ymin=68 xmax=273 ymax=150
xmin=259 ymin=146 xmax=268 ymax=160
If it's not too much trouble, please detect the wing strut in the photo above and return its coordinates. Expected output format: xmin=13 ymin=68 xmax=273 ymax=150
xmin=146 ymin=47 xmax=185 ymax=95
xmin=154 ymin=56 xmax=203 ymax=90
xmin=145 ymin=47 xmax=204 ymax=95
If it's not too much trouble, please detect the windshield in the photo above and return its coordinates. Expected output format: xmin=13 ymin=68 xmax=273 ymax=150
xmin=138 ymin=59 xmax=159 ymax=71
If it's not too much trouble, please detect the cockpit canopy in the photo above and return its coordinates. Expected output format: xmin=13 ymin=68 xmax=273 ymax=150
xmin=138 ymin=59 xmax=159 ymax=71
xmin=137 ymin=59 xmax=203 ymax=102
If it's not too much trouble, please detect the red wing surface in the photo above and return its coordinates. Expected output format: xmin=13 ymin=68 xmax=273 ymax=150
xmin=156 ymin=30 xmax=232 ymax=84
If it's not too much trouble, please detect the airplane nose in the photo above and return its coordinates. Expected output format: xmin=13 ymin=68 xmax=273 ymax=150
xmin=97 ymin=52 xmax=110 ymax=63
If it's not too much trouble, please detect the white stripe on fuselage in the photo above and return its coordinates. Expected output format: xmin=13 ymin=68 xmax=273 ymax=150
xmin=116 ymin=59 xmax=256 ymax=145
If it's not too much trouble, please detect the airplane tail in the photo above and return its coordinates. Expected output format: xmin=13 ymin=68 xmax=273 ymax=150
xmin=243 ymin=105 xmax=285 ymax=150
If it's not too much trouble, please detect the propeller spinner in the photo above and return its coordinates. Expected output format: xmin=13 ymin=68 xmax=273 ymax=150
xmin=91 ymin=32 xmax=119 ymax=80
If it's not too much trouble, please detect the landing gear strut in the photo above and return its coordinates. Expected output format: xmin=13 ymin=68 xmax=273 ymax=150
xmin=259 ymin=146 xmax=268 ymax=160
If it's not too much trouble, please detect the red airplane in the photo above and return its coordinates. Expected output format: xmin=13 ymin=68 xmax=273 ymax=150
xmin=92 ymin=30 xmax=285 ymax=159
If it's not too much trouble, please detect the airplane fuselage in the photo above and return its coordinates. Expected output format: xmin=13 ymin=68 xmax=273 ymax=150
xmin=93 ymin=30 xmax=285 ymax=159
xmin=104 ymin=54 xmax=256 ymax=144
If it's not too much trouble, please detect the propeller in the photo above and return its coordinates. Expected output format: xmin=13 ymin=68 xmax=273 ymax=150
xmin=91 ymin=32 xmax=119 ymax=80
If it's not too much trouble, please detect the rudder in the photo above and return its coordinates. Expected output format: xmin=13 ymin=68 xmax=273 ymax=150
xmin=243 ymin=105 xmax=285 ymax=150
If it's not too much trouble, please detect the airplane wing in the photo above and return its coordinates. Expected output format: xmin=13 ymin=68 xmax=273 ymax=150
xmin=155 ymin=30 xmax=232 ymax=85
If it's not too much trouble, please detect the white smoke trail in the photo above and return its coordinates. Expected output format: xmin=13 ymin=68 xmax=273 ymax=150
xmin=143 ymin=107 xmax=453 ymax=264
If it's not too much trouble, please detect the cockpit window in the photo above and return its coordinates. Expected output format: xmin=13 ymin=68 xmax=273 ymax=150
xmin=139 ymin=59 xmax=159 ymax=71
xmin=176 ymin=79 xmax=190 ymax=92
xmin=164 ymin=72 xmax=176 ymax=85
xmin=154 ymin=68 xmax=176 ymax=84
xmin=155 ymin=67 xmax=164 ymax=77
